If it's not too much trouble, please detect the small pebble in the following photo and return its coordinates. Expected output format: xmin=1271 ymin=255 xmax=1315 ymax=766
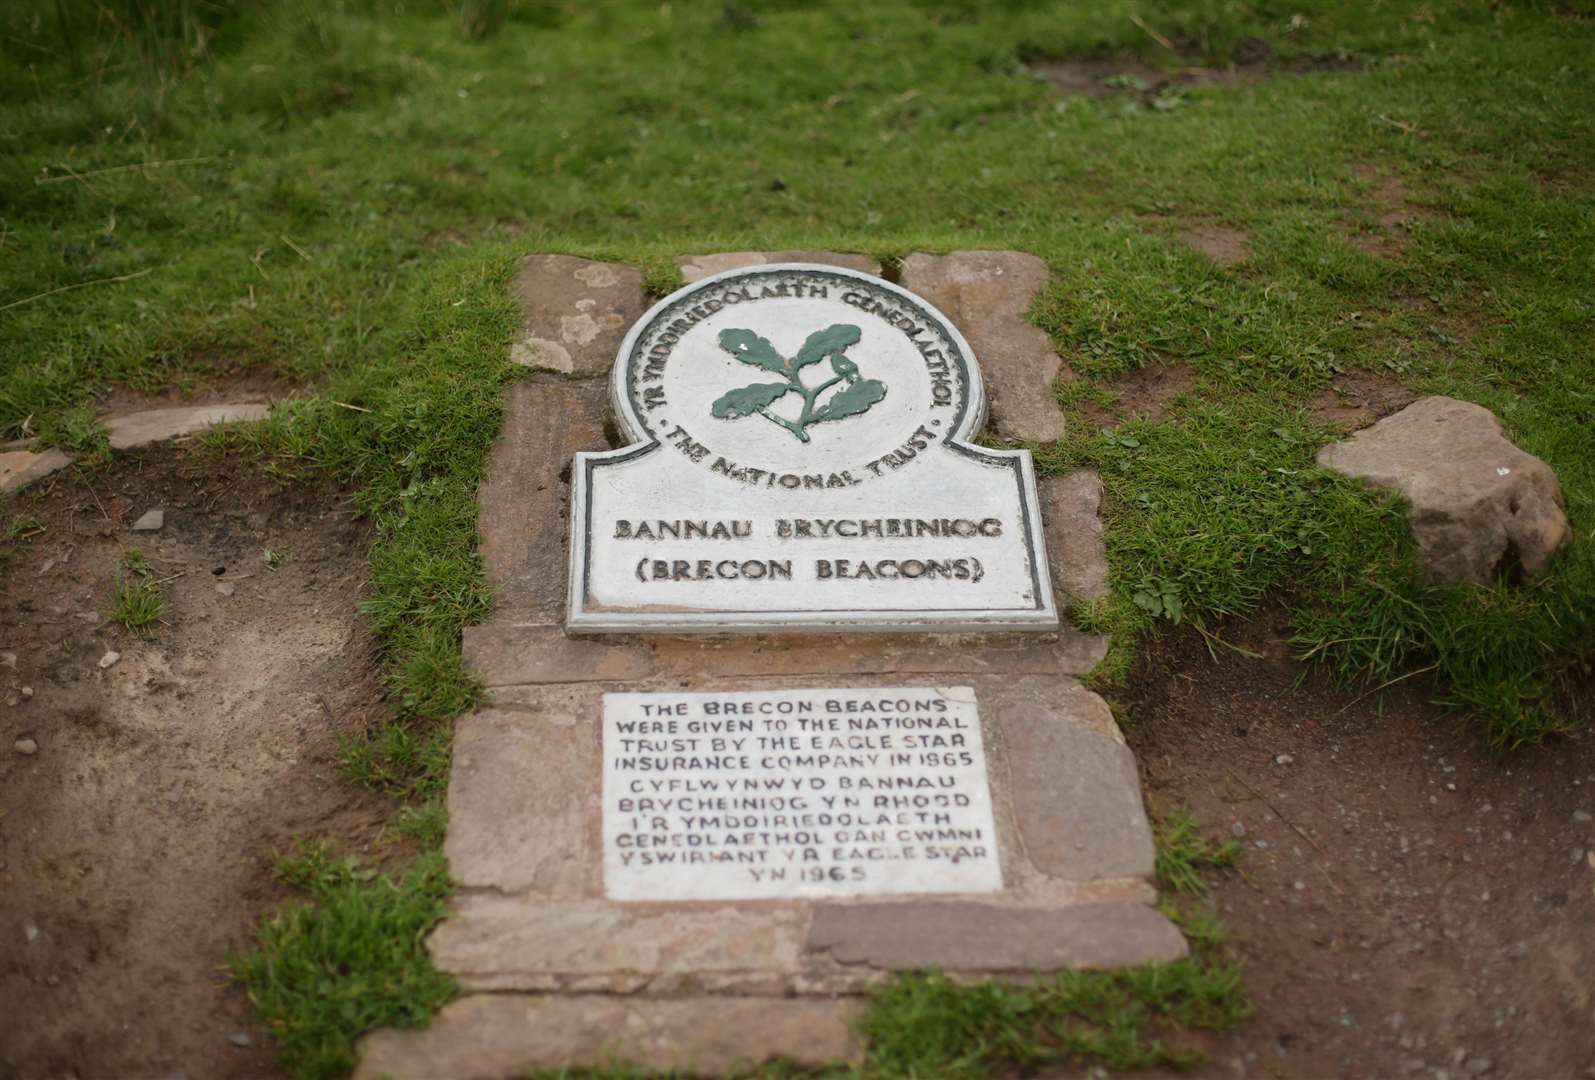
xmin=1230 ymin=821 xmax=1247 ymax=838
xmin=1573 ymin=810 xmax=1592 ymax=824
xmin=215 ymin=582 xmax=236 ymax=597
xmin=0 ymin=652 xmax=15 ymax=668
xmin=23 ymin=923 xmax=39 ymax=942
xmin=227 ymin=1031 xmax=253 ymax=1048
xmin=20 ymin=686 xmax=31 ymax=698
xmin=1573 ymin=848 xmax=1587 ymax=866
xmin=99 ymin=650 xmax=121 ymax=669
xmin=131 ymin=508 xmax=165 ymax=531
xmin=14 ymin=736 xmax=37 ymax=756
xmin=1275 ymin=753 xmax=1294 ymax=766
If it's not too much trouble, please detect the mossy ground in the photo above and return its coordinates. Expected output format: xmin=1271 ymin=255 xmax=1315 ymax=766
xmin=4 ymin=0 xmax=1591 ymax=1075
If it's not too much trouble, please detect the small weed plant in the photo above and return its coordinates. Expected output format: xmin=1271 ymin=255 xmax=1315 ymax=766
xmin=1155 ymin=808 xmax=1242 ymax=896
xmin=105 ymin=550 xmax=163 ymax=632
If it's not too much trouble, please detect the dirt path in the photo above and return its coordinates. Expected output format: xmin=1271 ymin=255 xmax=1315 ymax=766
xmin=1 ymin=448 xmax=395 ymax=1080
xmin=1119 ymin=609 xmax=1595 ymax=1080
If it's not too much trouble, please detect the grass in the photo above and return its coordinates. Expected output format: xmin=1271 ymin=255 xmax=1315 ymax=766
xmin=104 ymin=548 xmax=164 ymax=630
xmin=1154 ymin=808 xmax=1242 ymax=897
xmin=4 ymin=0 xmax=1592 ymax=1073
xmin=232 ymin=842 xmax=455 ymax=1080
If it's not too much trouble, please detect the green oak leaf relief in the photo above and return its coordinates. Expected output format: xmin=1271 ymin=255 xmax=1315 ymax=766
xmin=710 ymin=322 xmax=883 ymax=442
xmin=793 ymin=323 xmax=862 ymax=370
xmin=711 ymin=381 xmax=790 ymax=419
xmin=716 ymin=328 xmax=787 ymax=373
xmin=811 ymin=378 xmax=886 ymax=424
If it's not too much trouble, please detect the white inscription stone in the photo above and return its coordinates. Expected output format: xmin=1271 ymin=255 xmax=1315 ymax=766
xmin=602 ymin=687 xmax=1003 ymax=901
xmin=568 ymin=264 xmax=1058 ymax=632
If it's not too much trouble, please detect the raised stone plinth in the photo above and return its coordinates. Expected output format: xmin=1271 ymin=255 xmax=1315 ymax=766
xmin=353 ymin=253 xmax=1175 ymax=1079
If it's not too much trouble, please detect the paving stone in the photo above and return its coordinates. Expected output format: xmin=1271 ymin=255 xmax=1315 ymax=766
xmin=508 ymin=255 xmax=647 ymax=377
xmin=0 ymin=448 xmax=73 ymax=495
xmin=897 ymin=250 xmax=1067 ymax=444
xmin=104 ymin=404 xmax=270 ymax=450
xmin=677 ymin=250 xmax=880 ymax=283
xmin=1317 ymin=395 xmax=1571 ymax=584
xmin=1040 ymin=468 xmax=1110 ymax=605
xmin=445 ymin=704 xmax=600 ymax=897
xmin=807 ymin=900 xmax=1186 ymax=971
xmin=466 ymin=624 xmax=1108 ymax=687
xmin=463 ymin=624 xmax=653 ymax=686
xmin=430 ymin=894 xmax=806 ymax=989
xmin=354 ymin=994 xmax=866 ymax=1079
xmin=997 ymin=683 xmax=1156 ymax=882
xmin=472 ymin=380 xmax=608 ymax=628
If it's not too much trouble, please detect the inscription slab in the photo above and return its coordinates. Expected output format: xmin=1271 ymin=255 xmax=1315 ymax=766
xmin=601 ymin=687 xmax=1002 ymax=901
xmin=568 ymin=264 xmax=1058 ymax=632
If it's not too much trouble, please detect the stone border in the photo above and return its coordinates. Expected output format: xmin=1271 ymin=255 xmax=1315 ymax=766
xmin=353 ymin=252 xmax=1172 ymax=1079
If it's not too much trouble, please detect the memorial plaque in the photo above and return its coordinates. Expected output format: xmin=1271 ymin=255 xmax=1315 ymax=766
xmin=602 ymin=687 xmax=1002 ymax=901
xmin=568 ymin=264 xmax=1058 ymax=632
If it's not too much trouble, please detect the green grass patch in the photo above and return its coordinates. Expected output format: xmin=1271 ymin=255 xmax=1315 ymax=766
xmin=104 ymin=549 xmax=164 ymax=631
xmin=1154 ymin=808 xmax=1241 ymax=896
xmin=232 ymin=842 xmax=455 ymax=1080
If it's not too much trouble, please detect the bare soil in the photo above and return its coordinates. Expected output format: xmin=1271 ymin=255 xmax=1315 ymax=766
xmin=1346 ymin=162 xmax=1422 ymax=256
xmin=1177 ymin=225 xmax=1251 ymax=267
xmin=0 ymin=447 xmax=397 ymax=1080
xmin=1077 ymin=357 xmax=1200 ymax=427
xmin=1029 ymin=47 xmax=1363 ymax=101
xmin=1116 ymin=609 xmax=1595 ymax=1080
xmin=1310 ymin=369 xmax=1418 ymax=430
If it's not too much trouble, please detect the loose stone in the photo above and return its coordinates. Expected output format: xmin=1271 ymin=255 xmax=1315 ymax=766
xmin=132 ymin=509 xmax=165 ymax=531
xmin=99 ymin=650 xmax=121 ymax=669
xmin=14 ymin=736 xmax=37 ymax=755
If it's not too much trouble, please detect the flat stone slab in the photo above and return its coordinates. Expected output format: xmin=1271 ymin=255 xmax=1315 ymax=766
xmin=1317 ymin=395 xmax=1571 ymax=584
xmin=898 ymin=251 xmax=1067 ymax=444
xmin=436 ymin=673 xmax=1175 ymax=996
xmin=353 ymin=994 xmax=866 ymax=1080
xmin=808 ymin=900 xmax=1185 ymax=971
xmin=508 ymin=254 xmax=647 ymax=377
xmin=104 ymin=404 xmax=270 ymax=450
xmin=678 ymin=250 xmax=880 ymax=283
xmin=0 ymin=448 xmax=73 ymax=495
xmin=1040 ymin=469 xmax=1110 ymax=605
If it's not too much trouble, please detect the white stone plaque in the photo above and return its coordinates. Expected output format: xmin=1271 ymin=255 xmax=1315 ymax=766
xmin=568 ymin=264 xmax=1057 ymax=632
xmin=602 ymin=687 xmax=1003 ymax=901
